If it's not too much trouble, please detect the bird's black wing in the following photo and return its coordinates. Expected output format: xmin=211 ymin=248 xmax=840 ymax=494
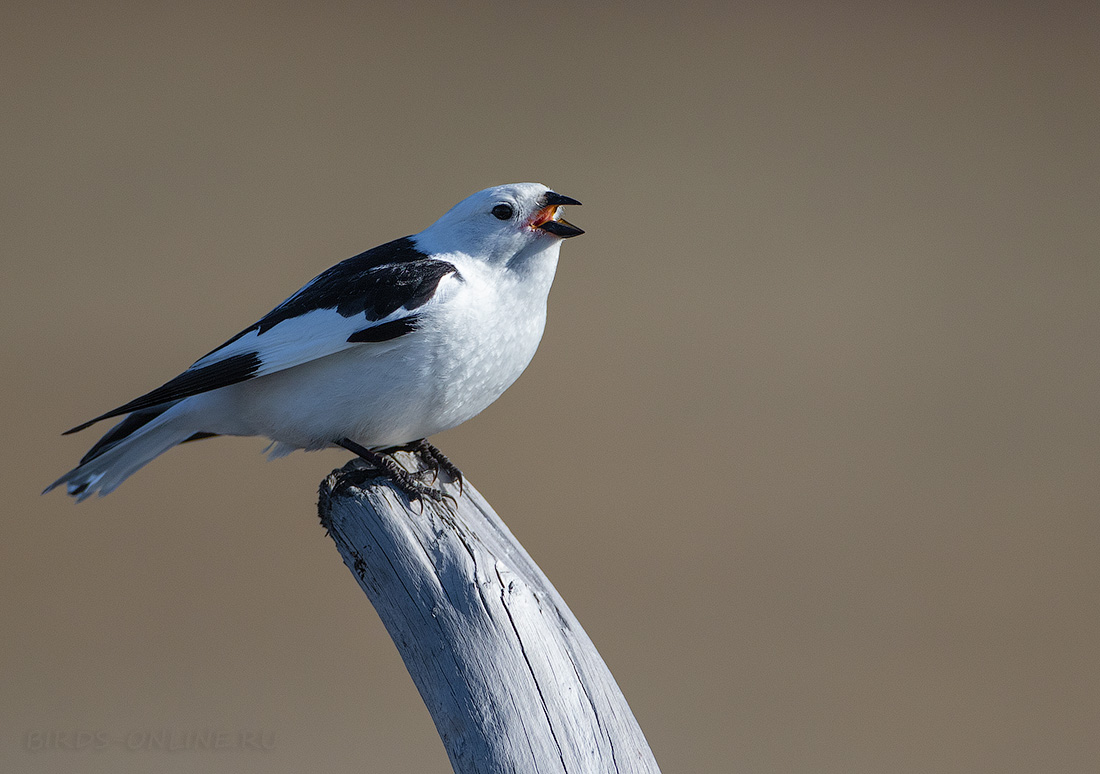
xmin=65 ymin=238 xmax=460 ymax=434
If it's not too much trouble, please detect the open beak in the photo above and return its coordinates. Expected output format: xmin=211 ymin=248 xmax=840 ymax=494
xmin=533 ymin=192 xmax=584 ymax=238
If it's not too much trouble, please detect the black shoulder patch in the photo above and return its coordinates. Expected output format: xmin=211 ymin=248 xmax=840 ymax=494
xmin=347 ymin=317 xmax=420 ymax=343
xmin=64 ymin=352 xmax=262 ymax=435
xmin=257 ymin=236 xmax=445 ymax=332
xmin=196 ymin=238 xmax=455 ymax=362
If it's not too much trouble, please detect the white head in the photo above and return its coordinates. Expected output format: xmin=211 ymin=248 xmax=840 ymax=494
xmin=414 ymin=183 xmax=583 ymax=266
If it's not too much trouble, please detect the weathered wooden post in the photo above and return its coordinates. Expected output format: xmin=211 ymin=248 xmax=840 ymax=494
xmin=318 ymin=453 xmax=661 ymax=774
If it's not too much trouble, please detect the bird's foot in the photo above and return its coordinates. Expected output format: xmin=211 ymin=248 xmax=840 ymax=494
xmin=336 ymin=438 xmax=446 ymax=505
xmin=406 ymin=439 xmax=465 ymax=495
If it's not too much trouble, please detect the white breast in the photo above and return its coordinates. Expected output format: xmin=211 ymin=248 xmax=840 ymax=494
xmin=413 ymin=251 xmax=557 ymax=439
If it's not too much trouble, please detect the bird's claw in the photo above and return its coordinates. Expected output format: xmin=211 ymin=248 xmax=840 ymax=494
xmin=408 ymin=439 xmax=465 ymax=495
xmin=337 ymin=437 xmax=461 ymax=510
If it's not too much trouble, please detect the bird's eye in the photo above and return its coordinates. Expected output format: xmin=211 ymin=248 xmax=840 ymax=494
xmin=491 ymin=203 xmax=514 ymax=220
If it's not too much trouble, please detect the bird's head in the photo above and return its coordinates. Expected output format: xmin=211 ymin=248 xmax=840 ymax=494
xmin=414 ymin=183 xmax=583 ymax=266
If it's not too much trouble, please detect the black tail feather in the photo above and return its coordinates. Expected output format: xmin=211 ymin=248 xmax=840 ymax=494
xmin=78 ymin=404 xmax=176 ymax=465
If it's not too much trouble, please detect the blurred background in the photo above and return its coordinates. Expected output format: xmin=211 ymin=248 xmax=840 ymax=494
xmin=3 ymin=2 xmax=1099 ymax=772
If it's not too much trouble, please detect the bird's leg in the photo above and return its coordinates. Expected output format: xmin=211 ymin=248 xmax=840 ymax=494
xmin=336 ymin=438 xmax=444 ymax=503
xmin=408 ymin=439 xmax=465 ymax=495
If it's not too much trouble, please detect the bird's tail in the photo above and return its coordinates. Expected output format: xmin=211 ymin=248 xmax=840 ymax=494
xmin=44 ymin=402 xmax=204 ymax=501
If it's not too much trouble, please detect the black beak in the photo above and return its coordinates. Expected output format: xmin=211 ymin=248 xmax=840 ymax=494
xmin=538 ymin=219 xmax=585 ymax=238
xmin=538 ymin=191 xmax=584 ymax=238
xmin=542 ymin=191 xmax=582 ymax=208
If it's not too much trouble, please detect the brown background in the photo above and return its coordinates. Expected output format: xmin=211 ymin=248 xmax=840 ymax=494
xmin=3 ymin=2 xmax=1099 ymax=772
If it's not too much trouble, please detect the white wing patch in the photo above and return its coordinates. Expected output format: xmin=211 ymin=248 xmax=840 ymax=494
xmin=192 ymin=269 xmax=463 ymax=378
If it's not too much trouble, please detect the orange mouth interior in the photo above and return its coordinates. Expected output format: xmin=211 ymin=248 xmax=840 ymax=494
xmin=529 ymin=204 xmax=560 ymax=229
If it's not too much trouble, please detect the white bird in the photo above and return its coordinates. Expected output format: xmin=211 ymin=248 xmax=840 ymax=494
xmin=45 ymin=182 xmax=583 ymax=502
